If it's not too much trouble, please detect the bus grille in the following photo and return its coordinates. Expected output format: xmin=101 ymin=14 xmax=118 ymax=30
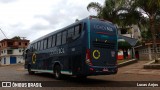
xmin=92 ymin=41 xmax=115 ymax=49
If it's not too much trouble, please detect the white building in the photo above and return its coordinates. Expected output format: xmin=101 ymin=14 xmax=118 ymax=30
xmin=0 ymin=39 xmax=29 ymax=65
xmin=117 ymin=25 xmax=140 ymax=60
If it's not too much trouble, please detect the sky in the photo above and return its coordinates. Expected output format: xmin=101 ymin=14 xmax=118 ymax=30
xmin=0 ymin=0 xmax=104 ymax=42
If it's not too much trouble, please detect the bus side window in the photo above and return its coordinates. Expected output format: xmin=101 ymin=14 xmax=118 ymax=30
xmin=32 ymin=44 xmax=35 ymax=51
xmin=67 ymin=28 xmax=74 ymax=38
xmin=48 ymin=36 xmax=52 ymax=48
xmin=83 ymin=23 xmax=87 ymax=30
xmin=30 ymin=45 xmax=33 ymax=52
xmin=40 ymin=40 xmax=43 ymax=50
xmin=74 ymin=24 xmax=82 ymax=38
xmin=34 ymin=43 xmax=38 ymax=51
xmin=37 ymin=41 xmax=41 ymax=51
xmin=56 ymin=33 xmax=62 ymax=46
xmin=52 ymin=35 xmax=56 ymax=47
xmin=43 ymin=39 xmax=48 ymax=49
xmin=62 ymin=31 xmax=67 ymax=44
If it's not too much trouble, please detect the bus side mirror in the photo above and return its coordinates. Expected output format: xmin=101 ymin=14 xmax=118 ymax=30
xmin=24 ymin=49 xmax=29 ymax=60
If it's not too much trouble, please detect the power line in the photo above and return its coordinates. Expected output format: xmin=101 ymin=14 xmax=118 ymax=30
xmin=0 ymin=28 xmax=8 ymax=39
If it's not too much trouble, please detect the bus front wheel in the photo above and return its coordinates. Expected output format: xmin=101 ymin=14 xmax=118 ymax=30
xmin=54 ymin=65 xmax=62 ymax=80
xmin=28 ymin=65 xmax=35 ymax=75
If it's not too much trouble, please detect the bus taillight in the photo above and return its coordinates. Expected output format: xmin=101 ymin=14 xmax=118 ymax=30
xmin=85 ymin=49 xmax=93 ymax=66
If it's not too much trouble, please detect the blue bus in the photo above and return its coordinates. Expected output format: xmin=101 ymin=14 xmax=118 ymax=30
xmin=24 ymin=16 xmax=118 ymax=79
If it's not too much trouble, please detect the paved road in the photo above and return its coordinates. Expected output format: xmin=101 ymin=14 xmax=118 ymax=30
xmin=0 ymin=61 xmax=160 ymax=90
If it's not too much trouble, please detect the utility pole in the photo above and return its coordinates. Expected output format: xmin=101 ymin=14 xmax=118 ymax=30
xmin=20 ymin=37 xmax=26 ymax=61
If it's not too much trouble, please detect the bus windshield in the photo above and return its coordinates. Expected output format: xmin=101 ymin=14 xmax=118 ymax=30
xmin=90 ymin=20 xmax=117 ymax=45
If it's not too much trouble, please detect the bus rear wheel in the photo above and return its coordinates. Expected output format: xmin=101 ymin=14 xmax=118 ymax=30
xmin=28 ymin=65 xmax=35 ymax=75
xmin=54 ymin=65 xmax=62 ymax=80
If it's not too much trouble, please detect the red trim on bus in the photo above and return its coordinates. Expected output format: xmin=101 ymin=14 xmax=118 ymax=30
xmin=96 ymin=32 xmax=114 ymax=35
xmin=86 ymin=49 xmax=93 ymax=66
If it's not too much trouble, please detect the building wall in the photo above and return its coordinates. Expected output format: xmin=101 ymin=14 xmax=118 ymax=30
xmin=0 ymin=39 xmax=29 ymax=65
xmin=16 ymin=55 xmax=24 ymax=63
xmin=1 ymin=48 xmax=24 ymax=56
xmin=118 ymin=25 xmax=141 ymax=39
xmin=136 ymin=44 xmax=160 ymax=60
xmin=139 ymin=53 xmax=150 ymax=60
xmin=1 ymin=55 xmax=24 ymax=65
xmin=1 ymin=56 xmax=10 ymax=65
xmin=117 ymin=49 xmax=132 ymax=60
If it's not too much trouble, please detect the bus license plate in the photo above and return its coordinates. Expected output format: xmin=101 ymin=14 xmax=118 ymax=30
xmin=103 ymin=68 xmax=108 ymax=71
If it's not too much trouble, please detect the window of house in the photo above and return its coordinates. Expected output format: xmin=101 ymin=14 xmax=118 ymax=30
xmin=19 ymin=42 xmax=21 ymax=45
xmin=8 ymin=42 xmax=13 ymax=46
xmin=7 ymin=50 xmax=13 ymax=54
xmin=25 ymin=43 xmax=28 ymax=46
xmin=121 ymin=29 xmax=127 ymax=34
xmin=56 ymin=33 xmax=62 ymax=46
xmin=19 ymin=49 xmax=21 ymax=53
xmin=48 ymin=36 xmax=52 ymax=48
xmin=62 ymin=31 xmax=67 ymax=44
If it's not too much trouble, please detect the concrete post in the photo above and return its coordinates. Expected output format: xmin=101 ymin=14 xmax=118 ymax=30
xmin=148 ymin=45 xmax=152 ymax=60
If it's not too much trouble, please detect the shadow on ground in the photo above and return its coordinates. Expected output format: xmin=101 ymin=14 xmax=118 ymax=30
xmin=24 ymin=73 xmax=135 ymax=87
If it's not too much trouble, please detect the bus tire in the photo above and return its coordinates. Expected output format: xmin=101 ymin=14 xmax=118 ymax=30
xmin=54 ymin=65 xmax=62 ymax=80
xmin=28 ymin=65 xmax=35 ymax=75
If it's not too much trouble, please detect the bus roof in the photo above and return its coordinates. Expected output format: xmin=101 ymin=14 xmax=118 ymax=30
xmin=30 ymin=16 xmax=115 ymax=45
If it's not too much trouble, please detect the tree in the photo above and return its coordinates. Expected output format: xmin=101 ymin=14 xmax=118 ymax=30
xmin=112 ymin=0 xmax=160 ymax=62
xmin=12 ymin=36 xmax=21 ymax=40
xmin=87 ymin=0 xmax=123 ymax=23
xmin=87 ymin=0 xmax=142 ymax=30
xmin=87 ymin=0 xmax=160 ymax=62
xmin=130 ymin=0 xmax=160 ymax=62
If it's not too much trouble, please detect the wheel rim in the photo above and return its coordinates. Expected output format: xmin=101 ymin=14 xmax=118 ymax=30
xmin=55 ymin=66 xmax=61 ymax=78
xmin=55 ymin=70 xmax=59 ymax=78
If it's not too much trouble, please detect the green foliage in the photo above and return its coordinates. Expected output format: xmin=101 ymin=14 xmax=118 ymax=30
xmin=118 ymin=41 xmax=132 ymax=49
xmin=87 ymin=0 xmax=123 ymax=23
xmin=87 ymin=2 xmax=102 ymax=18
xmin=11 ymin=36 xmax=21 ymax=40
xmin=141 ymin=30 xmax=152 ymax=41
xmin=87 ymin=0 xmax=160 ymax=46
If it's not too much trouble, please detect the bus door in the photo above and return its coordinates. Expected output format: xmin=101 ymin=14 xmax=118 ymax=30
xmin=67 ymin=24 xmax=83 ymax=74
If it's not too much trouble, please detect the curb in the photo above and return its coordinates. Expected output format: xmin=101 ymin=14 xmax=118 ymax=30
xmin=143 ymin=60 xmax=160 ymax=69
xmin=0 ymin=63 xmax=24 ymax=67
xmin=118 ymin=59 xmax=138 ymax=68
